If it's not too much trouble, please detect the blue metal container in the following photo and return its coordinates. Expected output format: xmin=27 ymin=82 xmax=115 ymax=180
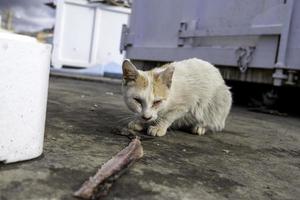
xmin=121 ymin=0 xmax=300 ymax=86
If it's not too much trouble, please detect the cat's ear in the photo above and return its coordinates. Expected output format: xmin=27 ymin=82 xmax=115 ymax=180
xmin=160 ymin=66 xmax=175 ymax=88
xmin=122 ymin=59 xmax=138 ymax=83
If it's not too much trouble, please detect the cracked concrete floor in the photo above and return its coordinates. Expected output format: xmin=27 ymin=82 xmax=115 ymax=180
xmin=1 ymin=77 xmax=300 ymax=200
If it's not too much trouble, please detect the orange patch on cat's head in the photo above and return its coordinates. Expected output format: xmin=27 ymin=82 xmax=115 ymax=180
xmin=135 ymin=74 xmax=149 ymax=90
xmin=123 ymin=73 xmax=149 ymax=90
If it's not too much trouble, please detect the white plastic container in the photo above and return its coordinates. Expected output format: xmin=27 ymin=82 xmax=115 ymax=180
xmin=51 ymin=0 xmax=130 ymax=71
xmin=0 ymin=32 xmax=52 ymax=164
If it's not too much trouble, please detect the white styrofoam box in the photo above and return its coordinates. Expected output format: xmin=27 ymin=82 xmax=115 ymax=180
xmin=0 ymin=32 xmax=52 ymax=164
xmin=51 ymin=0 xmax=130 ymax=71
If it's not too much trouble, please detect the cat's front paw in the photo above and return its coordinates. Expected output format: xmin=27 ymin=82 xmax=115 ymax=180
xmin=147 ymin=125 xmax=167 ymax=137
xmin=128 ymin=120 xmax=144 ymax=131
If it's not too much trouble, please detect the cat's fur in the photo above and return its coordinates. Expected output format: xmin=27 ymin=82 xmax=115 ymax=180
xmin=122 ymin=58 xmax=232 ymax=137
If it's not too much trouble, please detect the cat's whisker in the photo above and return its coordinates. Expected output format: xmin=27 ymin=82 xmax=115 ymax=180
xmin=116 ymin=117 xmax=132 ymax=123
xmin=116 ymin=116 xmax=136 ymax=123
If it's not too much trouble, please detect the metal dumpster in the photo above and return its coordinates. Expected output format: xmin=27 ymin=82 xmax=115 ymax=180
xmin=121 ymin=0 xmax=300 ymax=86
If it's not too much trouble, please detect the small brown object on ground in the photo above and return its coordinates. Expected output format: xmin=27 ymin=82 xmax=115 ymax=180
xmin=73 ymin=138 xmax=143 ymax=199
xmin=110 ymin=127 xmax=155 ymax=140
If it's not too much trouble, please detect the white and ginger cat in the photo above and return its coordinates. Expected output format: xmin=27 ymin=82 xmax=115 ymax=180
xmin=122 ymin=58 xmax=232 ymax=137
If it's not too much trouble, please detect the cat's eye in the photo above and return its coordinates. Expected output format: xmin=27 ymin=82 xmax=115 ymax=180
xmin=133 ymin=98 xmax=142 ymax=104
xmin=152 ymin=100 xmax=162 ymax=107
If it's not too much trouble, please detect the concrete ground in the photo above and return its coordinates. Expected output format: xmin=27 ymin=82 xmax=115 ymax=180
xmin=1 ymin=77 xmax=300 ymax=200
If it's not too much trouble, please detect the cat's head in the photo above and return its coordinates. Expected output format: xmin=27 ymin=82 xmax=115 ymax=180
xmin=122 ymin=60 xmax=174 ymax=122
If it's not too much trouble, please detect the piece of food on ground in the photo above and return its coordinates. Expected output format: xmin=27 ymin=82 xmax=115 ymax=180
xmin=73 ymin=138 xmax=143 ymax=199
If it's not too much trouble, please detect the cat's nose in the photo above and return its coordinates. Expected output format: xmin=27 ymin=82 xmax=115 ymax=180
xmin=142 ymin=115 xmax=152 ymax=121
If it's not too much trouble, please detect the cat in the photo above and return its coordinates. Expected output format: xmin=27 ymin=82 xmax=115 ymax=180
xmin=122 ymin=58 xmax=232 ymax=137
